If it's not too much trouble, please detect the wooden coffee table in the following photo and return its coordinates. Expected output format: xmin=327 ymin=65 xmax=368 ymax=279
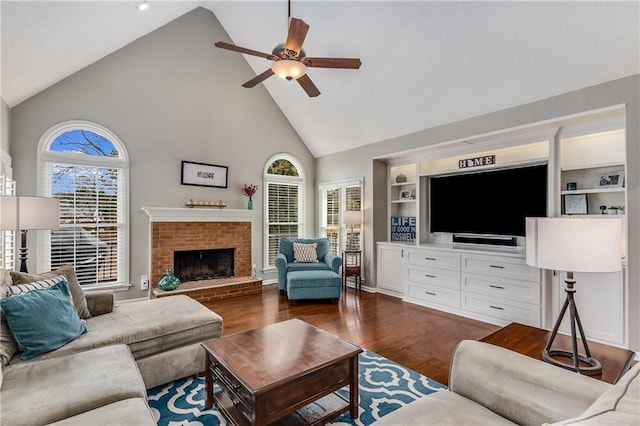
xmin=480 ymin=322 xmax=635 ymax=384
xmin=202 ymin=318 xmax=362 ymax=425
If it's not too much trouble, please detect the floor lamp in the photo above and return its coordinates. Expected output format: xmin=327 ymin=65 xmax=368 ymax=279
xmin=0 ymin=196 xmax=60 ymax=272
xmin=526 ymin=217 xmax=622 ymax=375
xmin=343 ymin=210 xmax=362 ymax=250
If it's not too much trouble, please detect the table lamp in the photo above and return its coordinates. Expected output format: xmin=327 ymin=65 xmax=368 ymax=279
xmin=343 ymin=210 xmax=362 ymax=250
xmin=526 ymin=217 xmax=622 ymax=375
xmin=0 ymin=196 xmax=60 ymax=272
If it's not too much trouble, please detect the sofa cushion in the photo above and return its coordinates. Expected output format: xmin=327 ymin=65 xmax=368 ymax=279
xmin=46 ymin=398 xmax=156 ymax=426
xmin=1 ymin=345 xmax=146 ymax=426
xmin=8 ymin=295 xmax=223 ymax=363
xmin=548 ymin=363 xmax=640 ymax=425
xmin=293 ymin=242 xmax=319 ymax=263
xmin=372 ymin=389 xmax=516 ymax=425
xmin=0 ymin=269 xmax=18 ymax=366
xmin=0 ymin=277 xmax=87 ymax=360
xmin=10 ymin=265 xmax=91 ymax=319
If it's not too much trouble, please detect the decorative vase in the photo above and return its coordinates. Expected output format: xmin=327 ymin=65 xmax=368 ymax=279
xmin=248 ymin=198 xmax=253 ymax=210
xmin=395 ymin=173 xmax=407 ymax=183
xmin=158 ymin=268 xmax=181 ymax=291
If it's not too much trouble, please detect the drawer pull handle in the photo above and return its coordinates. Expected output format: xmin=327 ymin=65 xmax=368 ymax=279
xmin=425 ymin=257 xmax=436 ymax=261
xmin=425 ymin=291 xmax=436 ymax=296
xmin=489 ymin=285 xmax=504 ymax=290
xmin=425 ymin=274 xmax=436 ymax=278
xmin=489 ymin=305 xmax=504 ymax=310
xmin=489 ymin=265 xmax=505 ymax=269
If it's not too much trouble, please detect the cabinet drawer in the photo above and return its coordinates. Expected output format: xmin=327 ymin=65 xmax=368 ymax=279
xmin=461 ymin=273 xmax=540 ymax=305
xmin=407 ymin=265 xmax=459 ymax=290
xmin=461 ymin=292 xmax=541 ymax=326
xmin=461 ymin=254 xmax=539 ymax=282
xmin=407 ymin=249 xmax=460 ymax=270
xmin=406 ymin=281 xmax=460 ymax=309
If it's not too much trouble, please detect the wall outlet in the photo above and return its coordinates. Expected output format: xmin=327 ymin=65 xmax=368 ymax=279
xmin=140 ymin=275 xmax=149 ymax=291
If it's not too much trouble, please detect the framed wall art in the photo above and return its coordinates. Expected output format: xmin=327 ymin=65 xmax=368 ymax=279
xmin=563 ymin=193 xmax=588 ymax=215
xmin=181 ymin=161 xmax=228 ymax=188
xmin=596 ymin=171 xmax=624 ymax=189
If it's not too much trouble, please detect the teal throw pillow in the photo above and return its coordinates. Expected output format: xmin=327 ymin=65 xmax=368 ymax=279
xmin=0 ymin=277 xmax=87 ymax=360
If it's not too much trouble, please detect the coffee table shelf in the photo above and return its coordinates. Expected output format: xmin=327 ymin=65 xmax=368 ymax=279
xmin=213 ymin=387 xmax=350 ymax=426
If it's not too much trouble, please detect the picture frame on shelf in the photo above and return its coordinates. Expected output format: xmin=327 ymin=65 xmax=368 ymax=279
xmin=596 ymin=170 xmax=624 ymax=189
xmin=399 ymin=190 xmax=412 ymax=200
xmin=181 ymin=161 xmax=228 ymax=188
xmin=564 ymin=193 xmax=588 ymax=215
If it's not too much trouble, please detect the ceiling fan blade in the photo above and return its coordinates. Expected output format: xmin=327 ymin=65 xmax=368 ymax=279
xmin=285 ymin=18 xmax=310 ymax=56
xmin=306 ymin=57 xmax=362 ymax=69
xmin=214 ymin=41 xmax=274 ymax=60
xmin=242 ymin=69 xmax=275 ymax=88
xmin=297 ymin=74 xmax=320 ymax=97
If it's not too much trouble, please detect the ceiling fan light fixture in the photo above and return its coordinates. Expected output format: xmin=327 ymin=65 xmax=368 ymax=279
xmin=271 ymin=60 xmax=307 ymax=81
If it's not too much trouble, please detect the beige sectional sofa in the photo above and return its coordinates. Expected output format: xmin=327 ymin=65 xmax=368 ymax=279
xmin=0 ymin=267 xmax=223 ymax=425
xmin=374 ymin=340 xmax=639 ymax=426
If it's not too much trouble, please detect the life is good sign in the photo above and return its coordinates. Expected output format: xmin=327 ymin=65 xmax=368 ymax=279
xmin=458 ymin=155 xmax=495 ymax=169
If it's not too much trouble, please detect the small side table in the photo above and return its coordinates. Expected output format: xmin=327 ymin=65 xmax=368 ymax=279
xmin=342 ymin=250 xmax=362 ymax=291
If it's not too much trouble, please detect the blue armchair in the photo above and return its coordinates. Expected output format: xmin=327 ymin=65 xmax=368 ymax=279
xmin=275 ymin=238 xmax=342 ymax=293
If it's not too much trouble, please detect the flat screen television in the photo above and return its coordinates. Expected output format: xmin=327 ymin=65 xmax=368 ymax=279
xmin=429 ymin=164 xmax=548 ymax=237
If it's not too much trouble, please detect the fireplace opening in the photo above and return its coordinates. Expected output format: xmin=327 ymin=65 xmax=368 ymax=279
xmin=174 ymin=248 xmax=235 ymax=282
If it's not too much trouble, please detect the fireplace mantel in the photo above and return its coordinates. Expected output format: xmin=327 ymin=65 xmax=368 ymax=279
xmin=142 ymin=207 xmax=259 ymax=223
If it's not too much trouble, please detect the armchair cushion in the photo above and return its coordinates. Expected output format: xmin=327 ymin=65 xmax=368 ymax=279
xmin=10 ymin=265 xmax=91 ymax=319
xmin=278 ymin=238 xmax=330 ymax=263
xmin=292 ymin=242 xmax=319 ymax=263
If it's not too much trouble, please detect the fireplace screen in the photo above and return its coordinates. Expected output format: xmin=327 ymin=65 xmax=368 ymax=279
xmin=174 ymin=248 xmax=235 ymax=282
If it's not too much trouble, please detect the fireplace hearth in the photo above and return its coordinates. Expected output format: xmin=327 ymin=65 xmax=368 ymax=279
xmin=174 ymin=248 xmax=234 ymax=283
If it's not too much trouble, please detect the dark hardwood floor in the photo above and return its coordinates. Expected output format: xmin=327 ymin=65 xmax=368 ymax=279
xmin=203 ymin=284 xmax=499 ymax=385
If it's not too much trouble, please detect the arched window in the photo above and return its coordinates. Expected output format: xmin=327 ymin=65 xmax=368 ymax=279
xmin=263 ymin=154 xmax=305 ymax=268
xmin=38 ymin=121 xmax=129 ymax=289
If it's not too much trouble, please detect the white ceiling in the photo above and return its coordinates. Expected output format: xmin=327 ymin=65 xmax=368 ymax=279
xmin=2 ymin=1 xmax=639 ymax=157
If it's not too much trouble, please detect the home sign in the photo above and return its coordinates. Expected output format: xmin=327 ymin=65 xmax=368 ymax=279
xmin=458 ymin=155 xmax=496 ymax=169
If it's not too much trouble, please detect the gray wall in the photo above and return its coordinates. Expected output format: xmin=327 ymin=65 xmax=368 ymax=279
xmin=317 ymin=75 xmax=640 ymax=351
xmin=1 ymin=98 xmax=9 ymax=153
xmin=9 ymin=8 xmax=315 ymax=298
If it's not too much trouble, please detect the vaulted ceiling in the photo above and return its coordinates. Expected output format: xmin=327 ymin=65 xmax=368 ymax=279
xmin=2 ymin=1 xmax=638 ymax=157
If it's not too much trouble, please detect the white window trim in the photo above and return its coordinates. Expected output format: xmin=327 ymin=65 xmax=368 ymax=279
xmin=318 ymin=177 xmax=363 ymax=254
xmin=263 ymin=153 xmax=305 ymax=270
xmin=36 ymin=120 xmax=130 ymax=288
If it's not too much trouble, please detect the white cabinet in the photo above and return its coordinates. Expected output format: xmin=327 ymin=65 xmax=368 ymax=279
xmin=555 ymin=124 xmax=627 ymax=346
xmin=376 ymin=243 xmax=405 ymax=296
xmin=552 ymin=269 xmax=625 ymax=346
xmin=405 ymin=247 xmax=461 ymax=310
xmin=401 ymin=245 xmax=543 ymax=327
xmin=461 ymin=253 xmax=542 ymax=326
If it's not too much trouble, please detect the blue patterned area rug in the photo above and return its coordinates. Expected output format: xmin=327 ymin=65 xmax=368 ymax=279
xmin=148 ymin=350 xmax=446 ymax=426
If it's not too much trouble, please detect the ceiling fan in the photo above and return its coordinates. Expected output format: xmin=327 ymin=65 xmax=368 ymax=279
xmin=214 ymin=6 xmax=361 ymax=97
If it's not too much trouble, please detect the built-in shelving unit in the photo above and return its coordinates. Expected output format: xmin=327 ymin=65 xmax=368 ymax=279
xmin=375 ymin=107 xmax=629 ymax=347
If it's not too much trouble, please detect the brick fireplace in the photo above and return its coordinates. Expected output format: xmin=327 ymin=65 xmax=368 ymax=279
xmin=142 ymin=207 xmax=262 ymax=302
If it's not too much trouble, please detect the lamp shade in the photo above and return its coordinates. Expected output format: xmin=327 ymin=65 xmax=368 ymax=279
xmin=271 ymin=60 xmax=307 ymax=80
xmin=526 ymin=217 xmax=622 ymax=273
xmin=343 ymin=210 xmax=362 ymax=226
xmin=0 ymin=196 xmax=60 ymax=230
